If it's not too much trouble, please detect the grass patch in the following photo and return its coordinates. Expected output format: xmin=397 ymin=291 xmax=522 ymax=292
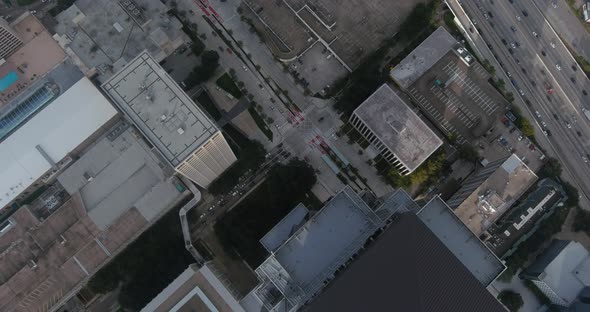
xmin=195 ymin=92 xmax=222 ymax=121
xmin=87 ymin=196 xmax=194 ymax=311
xmin=216 ymin=73 xmax=243 ymax=98
xmin=214 ymin=160 xmax=317 ymax=266
xmin=248 ymin=107 xmax=273 ymax=141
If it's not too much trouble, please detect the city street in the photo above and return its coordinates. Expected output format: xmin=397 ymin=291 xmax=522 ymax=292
xmin=448 ymin=0 xmax=590 ymax=209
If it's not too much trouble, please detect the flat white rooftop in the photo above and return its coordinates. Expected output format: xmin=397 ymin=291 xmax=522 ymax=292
xmin=0 ymin=76 xmax=117 ymax=209
xmin=353 ymin=84 xmax=442 ymax=172
xmin=102 ymin=51 xmax=218 ymax=167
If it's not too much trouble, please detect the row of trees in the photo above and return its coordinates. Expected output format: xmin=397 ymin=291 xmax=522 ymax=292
xmin=184 ymin=50 xmax=220 ymax=89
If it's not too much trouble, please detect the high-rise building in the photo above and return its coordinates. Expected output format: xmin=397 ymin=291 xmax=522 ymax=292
xmin=349 ymin=84 xmax=442 ymax=175
xmin=0 ymin=17 xmax=22 ymax=59
xmin=102 ymin=51 xmax=237 ymax=188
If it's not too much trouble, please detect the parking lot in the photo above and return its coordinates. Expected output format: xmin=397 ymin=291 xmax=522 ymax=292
xmin=409 ymin=52 xmax=506 ymax=144
xmin=291 ymin=42 xmax=349 ymax=94
xmin=478 ymin=115 xmax=545 ymax=172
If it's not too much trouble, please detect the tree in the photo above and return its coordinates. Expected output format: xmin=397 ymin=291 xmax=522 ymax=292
xmin=458 ymin=144 xmax=479 ymax=162
xmin=386 ymin=169 xmax=411 ymax=188
xmin=505 ymin=92 xmax=515 ymax=103
xmin=184 ymin=50 xmax=220 ymax=88
xmin=191 ymin=40 xmax=205 ymax=56
xmin=539 ymin=157 xmax=561 ymax=178
xmin=518 ymin=118 xmax=535 ymax=137
xmin=498 ymin=290 xmax=524 ymax=312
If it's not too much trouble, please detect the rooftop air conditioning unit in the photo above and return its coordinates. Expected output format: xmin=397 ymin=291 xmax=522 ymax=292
xmin=177 ymin=127 xmax=185 ymax=135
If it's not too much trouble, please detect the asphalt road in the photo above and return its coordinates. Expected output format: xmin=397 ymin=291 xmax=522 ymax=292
xmin=449 ymin=0 xmax=590 ymax=208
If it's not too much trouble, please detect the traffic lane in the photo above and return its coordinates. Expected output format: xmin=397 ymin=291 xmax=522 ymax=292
xmin=450 ymin=0 xmax=590 ymax=208
xmin=460 ymin=0 xmax=590 ymax=187
xmin=532 ymin=0 xmax=590 ymax=63
xmin=519 ymin=0 xmax=590 ymax=109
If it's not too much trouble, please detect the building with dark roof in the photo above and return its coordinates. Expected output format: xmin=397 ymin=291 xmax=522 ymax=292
xmin=239 ymin=186 xmax=505 ymax=312
xmin=304 ymin=213 xmax=507 ymax=312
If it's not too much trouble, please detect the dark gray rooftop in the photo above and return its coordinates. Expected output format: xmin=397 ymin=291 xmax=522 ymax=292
xmin=305 ymin=213 xmax=507 ymax=312
xmin=54 ymin=0 xmax=185 ymax=77
xmin=352 ymin=84 xmax=442 ymax=172
xmin=390 ymin=27 xmax=457 ymax=89
xmin=102 ymin=51 xmax=218 ymax=167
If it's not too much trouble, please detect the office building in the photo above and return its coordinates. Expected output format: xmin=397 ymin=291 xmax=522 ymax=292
xmin=448 ymin=154 xmax=538 ymax=235
xmin=350 ymin=84 xmax=442 ymax=175
xmin=142 ymin=263 xmax=244 ymax=312
xmin=0 ymin=63 xmax=116 ymax=211
xmin=522 ymin=240 xmax=590 ymax=307
xmin=0 ymin=17 xmax=22 ymax=59
xmin=102 ymin=51 xmax=237 ymax=188
xmin=239 ymin=186 xmax=505 ymax=312
xmin=54 ymin=0 xmax=186 ymax=79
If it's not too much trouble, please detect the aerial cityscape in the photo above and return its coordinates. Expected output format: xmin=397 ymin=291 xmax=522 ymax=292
xmin=1 ymin=0 xmax=590 ymax=311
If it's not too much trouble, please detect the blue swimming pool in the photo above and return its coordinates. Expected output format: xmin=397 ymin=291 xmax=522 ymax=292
xmin=0 ymin=71 xmax=18 ymax=92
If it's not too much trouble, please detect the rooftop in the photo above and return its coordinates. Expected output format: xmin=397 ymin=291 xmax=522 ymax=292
xmin=54 ymin=0 xmax=185 ymax=78
xmin=391 ymin=27 xmax=457 ymax=89
xmin=352 ymin=84 xmax=443 ymax=172
xmin=101 ymin=51 xmax=218 ymax=167
xmin=142 ymin=263 xmax=245 ymax=312
xmin=0 ymin=13 xmax=66 ymax=106
xmin=418 ymin=197 xmax=505 ymax=285
xmin=524 ymin=240 xmax=590 ymax=306
xmin=250 ymin=186 xmax=414 ymax=311
xmin=451 ymin=154 xmax=538 ymax=235
xmin=305 ymin=213 xmax=507 ymax=312
xmin=57 ymin=120 xmax=184 ymax=230
xmin=0 ymin=71 xmax=117 ymax=210
xmin=260 ymin=203 xmax=309 ymax=253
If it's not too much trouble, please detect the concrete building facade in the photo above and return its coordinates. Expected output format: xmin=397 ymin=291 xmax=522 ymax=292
xmin=349 ymin=84 xmax=442 ymax=175
xmin=0 ymin=17 xmax=22 ymax=59
xmin=102 ymin=51 xmax=237 ymax=188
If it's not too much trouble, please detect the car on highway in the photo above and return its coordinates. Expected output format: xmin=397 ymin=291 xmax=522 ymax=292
xmin=519 ymin=89 xmax=525 ymax=96
xmin=552 ymin=1 xmax=557 ymax=8
xmin=556 ymin=63 xmax=562 ymax=71
xmin=535 ymin=111 xmax=542 ymax=118
xmin=510 ymin=26 xmax=517 ymax=32
xmin=583 ymin=155 xmax=589 ymax=163
xmin=516 ymin=15 xmax=521 ymax=21
xmin=541 ymin=121 xmax=547 ymax=127
xmin=484 ymin=13 xmax=489 ymax=19
xmin=541 ymin=50 xmax=547 ymax=56
xmin=550 ymin=42 xmax=556 ymax=48
xmin=532 ymin=31 xmax=538 ymax=38
xmin=508 ymin=48 xmax=514 ymax=54
xmin=511 ymin=42 xmax=516 ymax=49
xmin=507 ymin=71 xmax=512 ymax=77
xmin=566 ymin=122 xmax=572 ymax=129
xmin=522 ymin=10 xmax=529 ymax=17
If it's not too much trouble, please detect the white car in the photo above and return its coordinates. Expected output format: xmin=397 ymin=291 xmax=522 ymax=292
xmin=566 ymin=122 xmax=572 ymax=129
xmin=242 ymin=66 xmax=248 ymax=72
xmin=532 ymin=31 xmax=538 ymax=38
xmin=550 ymin=42 xmax=556 ymax=48
xmin=519 ymin=89 xmax=525 ymax=96
xmin=535 ymin=111 xmax=541 ymax=118
xmin=552 ymin=2 xmax=557 ymax=8
xmin=556 ymin=63 xmax=562 ymax=71
xmin=516 ymin=15 xmax=521 ymax=21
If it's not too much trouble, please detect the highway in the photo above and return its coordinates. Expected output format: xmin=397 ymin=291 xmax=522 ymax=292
xmin=448 ymin=0 xmax=590 ymax=207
